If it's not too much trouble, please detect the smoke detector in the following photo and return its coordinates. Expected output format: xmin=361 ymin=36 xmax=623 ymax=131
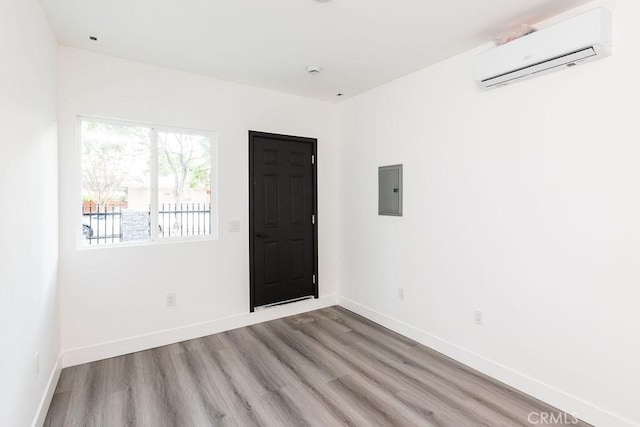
xmin=307 ymin=65 xmax=321 ymax=75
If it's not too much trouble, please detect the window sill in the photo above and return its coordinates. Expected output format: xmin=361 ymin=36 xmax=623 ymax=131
xmin=76 ymin=234 xmax=219 ymax=251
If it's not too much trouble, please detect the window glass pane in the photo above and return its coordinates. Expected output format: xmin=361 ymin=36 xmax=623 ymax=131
xmin=157 ymin=130 xmax=211 ymax=238
xmin=80 ymin=120 xmax=151 ymax=246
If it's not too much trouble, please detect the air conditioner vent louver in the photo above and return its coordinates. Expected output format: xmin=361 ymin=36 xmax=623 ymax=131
xmin=475 ymin=9 xmax=611 ymax=89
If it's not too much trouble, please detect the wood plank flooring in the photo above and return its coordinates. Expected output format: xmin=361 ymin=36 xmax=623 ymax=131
xmin=45 ymin=306 xmax=590 ymax=426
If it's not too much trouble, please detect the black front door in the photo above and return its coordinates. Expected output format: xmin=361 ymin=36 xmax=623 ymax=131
xmin=249 ymin=131 xmax=318 ymax=311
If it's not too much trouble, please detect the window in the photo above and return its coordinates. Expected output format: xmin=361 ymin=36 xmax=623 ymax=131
xmin=79 ymin=117 xmax=216 ymax=246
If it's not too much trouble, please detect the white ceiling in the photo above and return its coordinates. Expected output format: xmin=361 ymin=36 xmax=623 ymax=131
xmin=41 ymin=0 xmax=591 ymax=102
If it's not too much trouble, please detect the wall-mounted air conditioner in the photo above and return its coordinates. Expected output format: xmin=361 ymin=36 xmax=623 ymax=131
xmin=475 ymin=8 xmax=612 ymax=89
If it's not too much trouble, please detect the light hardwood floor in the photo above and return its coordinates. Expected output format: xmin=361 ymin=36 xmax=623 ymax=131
xmin=45 ymin=306 xmax=590 ymax=426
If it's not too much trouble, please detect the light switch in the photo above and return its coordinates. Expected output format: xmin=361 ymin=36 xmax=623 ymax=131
xmin=227 ymin=221 xmax=241 ymax=233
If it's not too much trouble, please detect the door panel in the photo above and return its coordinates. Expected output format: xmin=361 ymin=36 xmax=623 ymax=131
xmin=263 ymin=175 xmax=280 ymax=226
xmin=250 ymin=132 xmax=317 ymax=310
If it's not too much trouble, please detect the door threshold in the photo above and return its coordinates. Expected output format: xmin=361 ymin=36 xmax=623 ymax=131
xmin=254 ymin=295 xmax=315 ymax=311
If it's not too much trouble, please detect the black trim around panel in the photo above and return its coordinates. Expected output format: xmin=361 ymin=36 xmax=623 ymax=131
xmin=248 ymin=131 xmax=319 ymax=312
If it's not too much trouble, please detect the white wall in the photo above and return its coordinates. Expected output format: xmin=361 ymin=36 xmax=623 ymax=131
xmin=58 ymin=47 xmax=340 ymax=360
xmin=50 ymin=2 xmax=640 ymax=425
xmin=337 ymin=1 xmax=639 ymax=426
xmin=0 ymin=0 xmax=60 ymax=426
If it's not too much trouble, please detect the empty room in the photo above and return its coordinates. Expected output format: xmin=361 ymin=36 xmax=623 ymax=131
xmin=1 ymin=0 xmax=639 ymax=426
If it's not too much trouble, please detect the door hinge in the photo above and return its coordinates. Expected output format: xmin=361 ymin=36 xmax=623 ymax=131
xmin=313 ymin=274 xmax=316 ymax=284
xmin=311 ymin=155 xmax=315 ymax=165
xmin=312 ymin=214 xmax=315 ymax=224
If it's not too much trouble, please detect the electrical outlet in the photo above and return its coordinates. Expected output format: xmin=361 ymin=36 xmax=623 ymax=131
xmin=398 ymin=288 xmax=404 ymax=301
xmin=166 ymin=293 xmax=177 ymax=307
xmin=34 ymin=352 xmax=39 ymax=377
xmin=227 ymin=221 xmax=240 ymax=233
xmin=474 ymin=310 xmax=483 ymax=326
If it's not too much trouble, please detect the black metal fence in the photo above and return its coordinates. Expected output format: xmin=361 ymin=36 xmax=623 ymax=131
xmin=158 ymin=203 xmax=211 ymax=237
xmin=82 ymin=205 xmax=123 ymax=245
xmin=82 ymin=203 xmax=211 ymax=244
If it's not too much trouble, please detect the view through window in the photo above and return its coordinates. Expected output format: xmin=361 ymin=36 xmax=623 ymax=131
xmin=80 ymin=118 xmax=214 ymax=246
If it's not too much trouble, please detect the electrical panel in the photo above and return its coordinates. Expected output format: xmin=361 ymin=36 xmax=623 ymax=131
xmin=378 ymin=164 xmax=403 ymax=216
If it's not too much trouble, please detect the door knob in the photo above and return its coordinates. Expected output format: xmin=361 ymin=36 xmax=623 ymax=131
xmin=255 ymin=232 xmax=268 ymax=239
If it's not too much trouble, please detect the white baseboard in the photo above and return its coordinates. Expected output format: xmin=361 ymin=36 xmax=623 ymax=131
xmin=56 ymin=294 xmax=636 ymax=427
xmin=32 ymin=353 xmax=62 ymax=427
xmin=62 ymin=295 xmax=338 ymax=368
xmin=337 ymin=296 xmax=637 ymax=427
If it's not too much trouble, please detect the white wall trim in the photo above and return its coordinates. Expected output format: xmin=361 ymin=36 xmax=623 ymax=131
xmin=337 ymin=296 xmax=638 ymax=427
xmin=62 ymin=295 xmax=338 ymax=368
xmin=56 ymin=293 xmax=636 ymax=426
xmin=32 ymin=354 xmax=63 ymax=427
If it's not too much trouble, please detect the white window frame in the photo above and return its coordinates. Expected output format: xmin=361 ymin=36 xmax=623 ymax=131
xmin=77 ymin=115 xmax=219 ymax=249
